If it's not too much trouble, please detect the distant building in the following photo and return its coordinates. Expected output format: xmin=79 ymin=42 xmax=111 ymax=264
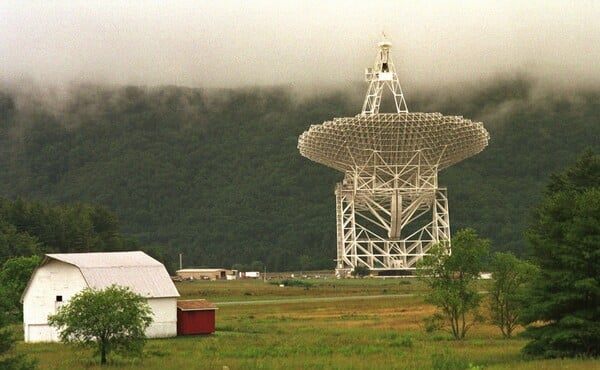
xmin=176 ymin=268 xmax=237 ymax=281
xmin=176 ymin=300 xmax=218 ymax=335
xmin=22 ymin=251 xmax=180 ymax=342
xmin=239 ymin=271 xmax=261 ymax=279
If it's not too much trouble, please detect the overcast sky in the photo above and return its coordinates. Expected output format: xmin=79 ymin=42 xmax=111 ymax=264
xmin=1 ymin=1 xmax=599 ymax=89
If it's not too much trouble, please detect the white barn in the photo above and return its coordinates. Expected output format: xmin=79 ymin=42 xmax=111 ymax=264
xmin=22 ymin=251 xmax=180 ymax=342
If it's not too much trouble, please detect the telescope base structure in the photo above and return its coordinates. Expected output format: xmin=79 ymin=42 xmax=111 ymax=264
xmin=335 ymin=188 xmax=450 ymax=277
xmin=334 ymin=152 xmax=451 ymax=278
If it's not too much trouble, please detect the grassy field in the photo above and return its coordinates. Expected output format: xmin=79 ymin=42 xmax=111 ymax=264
xmin=16 ymin=278 xmax=600 ymax=369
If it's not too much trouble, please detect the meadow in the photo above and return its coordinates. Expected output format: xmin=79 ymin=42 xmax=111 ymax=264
xmin=17 ymin=278 xmax=599 ymax=369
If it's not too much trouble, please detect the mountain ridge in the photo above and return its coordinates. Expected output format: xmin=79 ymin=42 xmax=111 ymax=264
xmin=1 ymin=77 xmax=598 ymax=270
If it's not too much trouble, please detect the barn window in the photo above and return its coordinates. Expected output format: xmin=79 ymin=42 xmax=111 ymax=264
xmin=56 ymin=295 xmax=62 ymax=302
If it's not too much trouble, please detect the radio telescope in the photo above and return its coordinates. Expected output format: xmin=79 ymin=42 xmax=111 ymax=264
xmin=298 ymin=39 xmax=489 ymax=277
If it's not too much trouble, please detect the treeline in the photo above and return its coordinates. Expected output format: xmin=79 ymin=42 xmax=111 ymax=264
xmin=0 ymin=77 xmax=598 ymax=270
xmin=0 ymin=197 xmax=170 ymax=268
xmin=0 ymin=198 xmax=136 ymax=262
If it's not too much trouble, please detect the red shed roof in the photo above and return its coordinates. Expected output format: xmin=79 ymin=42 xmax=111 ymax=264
xmin=177 ymin=300 xmax=218 ymax=311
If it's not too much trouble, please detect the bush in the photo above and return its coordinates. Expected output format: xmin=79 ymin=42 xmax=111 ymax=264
xmin=351 ymin=266 xmax=370 ymax=278
xmin=271 ymin=279 xmax=314 ymax=288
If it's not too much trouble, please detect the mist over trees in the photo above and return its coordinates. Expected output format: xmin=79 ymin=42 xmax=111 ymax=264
xmin=0 ymin=77 xmax=598 ymax=271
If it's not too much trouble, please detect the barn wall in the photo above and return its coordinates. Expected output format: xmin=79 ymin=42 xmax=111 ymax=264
xmin=23 ymin=258 xmax=179 ymax=341
xmin=146 ymin=297 xmax=177 ymax=338
xmin=22 ymin=260 xmax=87 ymax=342
xmin=177 ymin=310 xmax=216 ymax=335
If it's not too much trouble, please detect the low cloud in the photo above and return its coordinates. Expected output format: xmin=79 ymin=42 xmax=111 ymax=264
xmin=1 ymin=1 xmax=599 ymax=90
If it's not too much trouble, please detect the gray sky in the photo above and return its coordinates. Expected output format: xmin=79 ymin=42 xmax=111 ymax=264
xmin=1 ymin=0 xmax=599 ymax=89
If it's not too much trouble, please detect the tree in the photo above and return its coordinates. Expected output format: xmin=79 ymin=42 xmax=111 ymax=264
xmin=0 ymin=315 xmax=36 ymax=370
xmin=0 ymin=220 xmax=41 ymax=259
xmin=232 ymin=263 xmax=247 ymax=272
xmin=250 ymin=260 xmax=264 ymax=272
xmin=48 ymin=285 xmax=153 ymax=365
xmin=0 ymin=197 xmax=129 ymax=257
xmin=0 ymin=256 xmax=41 ymax=323
xmin=417 ymin=228 xmax=489 ymax=339
xmin=299 ymin=255 xmax=310 ymax=275
xmin=489 ymin=252 xmax=537 ymax=338
xmin=520 ymin=151 xmax=600 ymax=358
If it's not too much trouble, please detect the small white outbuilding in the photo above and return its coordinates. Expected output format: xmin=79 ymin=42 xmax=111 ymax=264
xmin=22 ymin=251 xmax=180 ymax=342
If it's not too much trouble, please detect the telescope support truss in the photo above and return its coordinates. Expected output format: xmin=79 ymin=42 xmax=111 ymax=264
xmin=297 ymin=38 xmax=489 ymax=277
xmin=334 ymin=150 xmax=450 ymax=277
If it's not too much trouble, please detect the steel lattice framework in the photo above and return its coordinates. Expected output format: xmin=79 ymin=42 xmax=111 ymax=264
xmin=298 ymin=39 xmax=489 ymax=276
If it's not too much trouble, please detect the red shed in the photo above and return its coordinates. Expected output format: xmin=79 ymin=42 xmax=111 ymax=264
xmin=177 ymin=300 xmax=218 ymax=335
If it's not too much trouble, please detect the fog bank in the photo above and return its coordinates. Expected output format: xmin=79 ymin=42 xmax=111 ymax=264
xmin=1 ymin=1 xmax=599 ymax=89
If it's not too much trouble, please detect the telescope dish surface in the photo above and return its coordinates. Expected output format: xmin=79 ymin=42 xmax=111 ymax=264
xmin=298 ymin=112 xmax=489 ymax=173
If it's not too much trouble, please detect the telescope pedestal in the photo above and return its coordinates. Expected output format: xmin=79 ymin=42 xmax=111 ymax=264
xmin=334 ymin=151 xmax=450 ymax=277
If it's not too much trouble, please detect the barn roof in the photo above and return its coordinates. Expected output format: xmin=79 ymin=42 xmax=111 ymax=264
xmin=177 ymin=300 xmax=218 ymax=311
xmin=43 ymin=251 xmax=179 ymax=298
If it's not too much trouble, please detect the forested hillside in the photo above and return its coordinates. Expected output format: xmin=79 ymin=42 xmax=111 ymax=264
xmin=0 ymin=78 xmax=598 ymax=271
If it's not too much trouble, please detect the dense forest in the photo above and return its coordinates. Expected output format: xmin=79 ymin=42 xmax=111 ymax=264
xmin=0 ymin=77 xmax=598 ymax=271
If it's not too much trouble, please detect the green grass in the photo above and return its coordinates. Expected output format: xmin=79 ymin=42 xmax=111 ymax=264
xmin=16 ymin=279 xmax=600 ymax=369
xmin=174 ymin=277 xmax=430 ymax=302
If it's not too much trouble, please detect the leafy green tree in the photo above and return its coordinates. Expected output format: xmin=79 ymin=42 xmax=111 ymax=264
xmin=48 ymin=285 xmax=153 ymax=365
xmin=140 ymin=245 xmax=174 ymax=274
xmin=0 ymin=220 xmax=40 ymax=260
xmin=232 ymin=263 xmax=247 ymax=272
xmin=0 ymin=197 xmax=128 ymax=258
xmin=0 ymin=256 xmax=41 ymax=323
xmin=299 ymin=255 xmax=311 ymax=274
xmin=250 ymin=260 xmax=264 ymax=272
xmin=520 ymin=151 xmax=600 ymax=358
xmin=0 ymin=326 xmax=36 ymax=370
xmin=489 ymin=252 xmax=537 ymax=338
xmin=0 ymin=307 xmax=36 ymax=370
xmin=417 ymin=228 xmax=489 ymax=339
